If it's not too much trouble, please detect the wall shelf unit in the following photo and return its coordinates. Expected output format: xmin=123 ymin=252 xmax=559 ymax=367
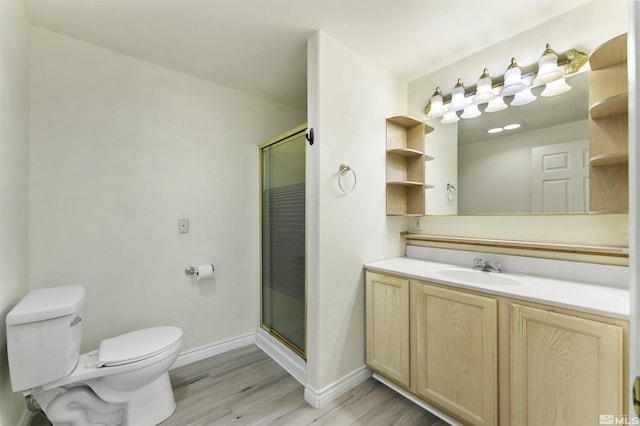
xmin=588 ymin=33 xmax=628 ymax=213
xmin=589 ymin=93 xmax=628 ymax=119
xmin=386 ymin=116 xmax=434 ymax=216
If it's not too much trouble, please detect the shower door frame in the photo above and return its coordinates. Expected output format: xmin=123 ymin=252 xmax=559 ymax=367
xmin=259 ymin=123 xmax=307 ymax=360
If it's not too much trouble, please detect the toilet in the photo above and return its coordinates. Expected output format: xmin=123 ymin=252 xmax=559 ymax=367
xmin=6 ymin=285 xmax=183 ymax=426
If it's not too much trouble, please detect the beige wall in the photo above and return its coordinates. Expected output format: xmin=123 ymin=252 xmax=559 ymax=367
xmin=306 ymin=31 xmax=408 ymax=391
xmin=408 ymin=0 xmax=629 ymax=249
xmin=28 ymin=27 xmax=305 ymax=353
xmin=0 ymin=1 xmax=30 ymax=425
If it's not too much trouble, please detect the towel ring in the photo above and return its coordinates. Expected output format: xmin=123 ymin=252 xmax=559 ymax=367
xmin=338 ymin=164 xmax=357 ymax=193
xmin=446 ymin=183 xmax=456 ymax=203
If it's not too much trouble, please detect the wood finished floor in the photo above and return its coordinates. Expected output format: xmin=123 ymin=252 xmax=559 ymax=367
xmin=163 ymin=345 xmax=447 ymax=426
xmin=29 ymin=344 xmax=448 ymax=425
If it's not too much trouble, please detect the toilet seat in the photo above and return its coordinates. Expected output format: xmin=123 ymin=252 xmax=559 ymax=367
xmin=98 ymin=326 xmax=182 ymax=367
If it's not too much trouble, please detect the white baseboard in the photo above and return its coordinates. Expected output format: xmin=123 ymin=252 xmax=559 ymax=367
xmin=255 ymin=328 xmax=306 ymax=385
xmin=304 ymin=365 xmax=371 ymax=408
xmin=372 ymin=373 xmax=460 ymax=426
xmin=171 ymin=332 xmax=256 ymax=370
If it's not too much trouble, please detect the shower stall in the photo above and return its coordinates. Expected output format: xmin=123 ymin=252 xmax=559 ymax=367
xmin=260 ymin=125 xmax=306 ymax=357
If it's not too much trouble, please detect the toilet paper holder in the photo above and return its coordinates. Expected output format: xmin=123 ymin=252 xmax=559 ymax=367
xmin=184 ymin=264 xmax=215 ymax=276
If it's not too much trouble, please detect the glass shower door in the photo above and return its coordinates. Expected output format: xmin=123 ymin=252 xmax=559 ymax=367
xmin=261 ymin=127 xmax=306 ymax=357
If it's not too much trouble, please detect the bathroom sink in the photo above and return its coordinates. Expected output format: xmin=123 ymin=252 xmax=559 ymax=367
xmin=437 ymin=269 xmax=521 ymax=286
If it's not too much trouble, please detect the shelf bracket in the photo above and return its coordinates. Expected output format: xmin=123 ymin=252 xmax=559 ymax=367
xmin=306 ymin=128 xmax=314 ymax=145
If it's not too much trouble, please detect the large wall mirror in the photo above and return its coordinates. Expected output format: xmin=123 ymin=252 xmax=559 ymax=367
xmin=414 ymin=1 xmax=627 ymax=218
xmin=427 ymin=71 xmax=589 ymax=215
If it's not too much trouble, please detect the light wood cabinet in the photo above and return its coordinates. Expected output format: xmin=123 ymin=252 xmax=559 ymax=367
xmin=364 ymin=269 xmax=628 ymax=426
xmin=588 ymin=33 xmax=628 ymax=213
xmin=385 ymin=116 xmax=434 ymax=216
xmin=365 ymin=272 xmax=410 ymax=387
xmin=511 ymin=304 xmax=624 ymax=426
xmin=415 ymin=283 xmax=498 ymax=426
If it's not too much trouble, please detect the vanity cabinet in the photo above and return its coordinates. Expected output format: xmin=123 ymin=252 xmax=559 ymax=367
xmin=365 ymin=271 xmax=498 ymax=425
xmin=588 ymin=33 xmax=628 ymax=213
xmin=365 ymin=272 xmax=410 ymax=387
xmin=511 ymin=304 xmax=624 ymax=425
xmin=385 ymin=116 xmax=434 ymax=216
xmin=415 ymin=283 xmax=497 ymax=426
xmin=364 ymin=269 xmax=628 ymax=426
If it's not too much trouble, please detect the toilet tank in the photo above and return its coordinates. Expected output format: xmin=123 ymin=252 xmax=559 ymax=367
xmin=6 ymin=285 xmax=85 ymax=392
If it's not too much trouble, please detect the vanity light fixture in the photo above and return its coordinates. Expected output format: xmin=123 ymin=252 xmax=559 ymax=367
xmin=540 ymin=77 xmax=572 ymax=97
xmin=532 ymin=43 xmax=564 ymax=85
xmin=484 ymin=96 xmax=508 ymax=112
xmin=426 ymin=87 xmax=447 ymax=119
xmin=448 ymin=79 xmax=469 ymax=112
xmin=510 ymin=87 xmax=537 ymax=106
xmin=441 ymin=110 xmax=460 ymax=124
xmin=501 ymin=58 xmax=528 ymax=97
xmin=461 ymin=104 xmax=482 ymax=119
xmin=423 ymin=43 xmax=587 ymax=124
xmin=487 ymin=127 xmax=504 ymax=134
xmin=472 ymin=68 xmax=496 ymax=103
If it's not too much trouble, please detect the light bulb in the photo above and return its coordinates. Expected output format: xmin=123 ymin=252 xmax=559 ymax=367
xmin=541 ymin=78 xmax=571 ymax=97
xmin=461 ymin=104 xmax=481 ymax=119
xmin=510 ymin=87 xmax=537 ymax=106
xmin=441 ymin=110 xmax=460 ymax=124
xmin=473 ymin=68 xmax=496 ymax=104
xmin=426 ymin=87 xmax=448 ymax=118
xmin=448 ymin=78 xmax=468 ymax=112
xmin=484 ymin=97 xmax=508 ymax=113
xmin=501 ymin=58 xmax=527 ymax=97
xmin=532 ymin=43 xmax=564 ymax=85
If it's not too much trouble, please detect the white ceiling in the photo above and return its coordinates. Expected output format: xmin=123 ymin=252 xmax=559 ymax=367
xmin=24 ymin=0 xmax=593 ymax=109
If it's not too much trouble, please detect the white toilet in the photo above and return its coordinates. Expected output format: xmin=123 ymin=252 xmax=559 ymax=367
xmin=6 ymin=285 xmax=183 ymax=426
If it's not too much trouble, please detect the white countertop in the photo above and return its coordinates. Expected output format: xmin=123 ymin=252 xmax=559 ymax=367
xmin=365 ymin=257 xmax=629 ymax=320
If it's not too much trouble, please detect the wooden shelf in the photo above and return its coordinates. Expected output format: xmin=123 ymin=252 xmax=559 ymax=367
xmin=590 ymin=152 xmax=629 ymax=166
xmin=589 ymin=33 xmax=627 ymax=71
xmin=387 ymin=148 xmax=423 ymax=157
xmin=387 ymin=116 xmax=434 ymax=136
xmin=386 ymin=116 xmax=433 ymax=216
xmin=387 ymin=185 xmax=424 ymax=215
xmin=588 ymin=209 xmax=629 ymax=215
xmin=588 ymin=33 xmax=629 ymax=214
xmin=590 ymin=163 xmax=628 ymax=213
xmin=387 ymin=181 xmax=424 ymax=187
xmin=402 ymin=234 xmax=628 ymax=258
xmin=589 ymin=93 xmax=628 ymax=119
xmin=387 ymin=115 xmax=423 ymax=129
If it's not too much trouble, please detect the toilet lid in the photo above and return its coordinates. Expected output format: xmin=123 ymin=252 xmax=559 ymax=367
xmin=97 ymin=326 xmax=182 ymax=367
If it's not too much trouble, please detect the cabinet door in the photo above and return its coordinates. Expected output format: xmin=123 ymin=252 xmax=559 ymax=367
xmin=511 ymin=304 xmax=624 ymax=426
xmin=415 ymin=283 xmax=497 ymax=426
xmin=365 ymin=272 xmax=410 ymax=387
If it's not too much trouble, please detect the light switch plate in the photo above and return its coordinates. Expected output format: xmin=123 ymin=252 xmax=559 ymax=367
xmin=413 ymin=216 xmax=422 ymax=231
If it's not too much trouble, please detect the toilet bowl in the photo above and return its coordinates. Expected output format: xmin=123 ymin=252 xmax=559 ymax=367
xmin=6 ymin=285 xmax=183 ymax=426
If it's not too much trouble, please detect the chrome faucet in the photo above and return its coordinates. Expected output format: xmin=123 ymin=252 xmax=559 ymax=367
xmin=473 ymin=258 xmax=502 ymax=273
